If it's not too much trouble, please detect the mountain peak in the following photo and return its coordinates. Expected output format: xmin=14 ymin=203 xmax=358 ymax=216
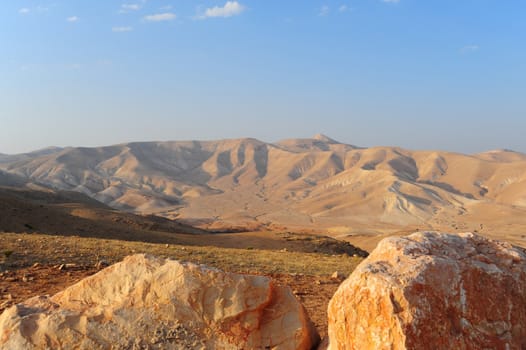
xmin=312 ymin=134 xmax=339 ymax=144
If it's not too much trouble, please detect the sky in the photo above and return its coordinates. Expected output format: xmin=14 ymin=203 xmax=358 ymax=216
xmin=1 ymin=0 xmax=525 ymax=154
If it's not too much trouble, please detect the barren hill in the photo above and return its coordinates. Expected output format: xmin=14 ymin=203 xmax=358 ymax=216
xmin=2 ymin=137 xmax=526 ymax=247
xmin=0 ymin=183 xmax=208 ymax=242
xmin=0 ymin=147 xmax=63 ymax=164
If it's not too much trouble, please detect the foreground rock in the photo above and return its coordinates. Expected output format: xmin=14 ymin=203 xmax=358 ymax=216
xmin=0 ymin=254 xmax=319 ymax=349
xmin=327 ymin=232 xmax=526 ymax=350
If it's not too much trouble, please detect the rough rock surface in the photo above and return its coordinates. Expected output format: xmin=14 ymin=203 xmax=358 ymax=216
xmin=327 ymin=232 xmax=526 ymax=350
xmin=0 ymin=254 xmax=319 ymax=349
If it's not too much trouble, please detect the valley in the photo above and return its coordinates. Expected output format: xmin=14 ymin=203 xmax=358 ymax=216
xmin=1 ymin=135 xmax=526 ymax=249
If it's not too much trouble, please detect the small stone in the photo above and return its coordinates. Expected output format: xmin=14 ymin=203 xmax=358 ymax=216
xmin=95 ymin=260 xmax=109 ymax=269
xmin=331 ymin=271 xmax=346 ymax=281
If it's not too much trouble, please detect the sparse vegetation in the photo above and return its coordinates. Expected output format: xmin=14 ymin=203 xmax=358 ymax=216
xmin=0 ymin=232 xmax=364 ymax=338
xmin=0 ymin=233 xmax=363 ymax=276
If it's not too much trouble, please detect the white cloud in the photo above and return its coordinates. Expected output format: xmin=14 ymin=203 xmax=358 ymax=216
xmin=319 ymin=5 xmax=329 ymax=16
xmin=123 ymin=4 xmax=140 ymax=10
xmin=144 ymin=13 xmax=176 ymax=22
xmin=67 ymin=16 xmax=79 ymax=22
xmin=160 ymin=5 xmax=173 ymax=10
xmin=19 ymin=6 xmax=49 ymax=14
xmin=383 ymin=0 xmax=400 ymax=3
xmin=338 ymin=5 xmax=349 ymax=12
xmin=112 ymin=26 xmax=133 ymax=32
xmin=200 ymin=1 xmax=245 ymax=19
xmin=460 ymin=45 xmax=480 ymax=54
xmin=119 ymin=0 xmax=146 ymax=13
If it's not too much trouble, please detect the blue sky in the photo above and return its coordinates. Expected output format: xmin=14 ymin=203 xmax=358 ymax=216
xmin=1 ymin=0 xmax=525 ymax=154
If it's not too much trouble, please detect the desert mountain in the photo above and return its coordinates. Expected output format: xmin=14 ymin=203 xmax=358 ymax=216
xmin=0 ymin=147 xmax=63 ymax=164
xmin=0 ymin=170 xmax=29 ymax=188
xmin=2 ymin=136 xmax=526 ymax=247
xmin=0 ymin=181 xmax=208 ymax=244
xmin=0 ymin=178 xmax=365 ymax=256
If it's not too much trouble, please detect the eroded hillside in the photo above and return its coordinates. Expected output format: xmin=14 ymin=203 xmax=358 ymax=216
xmin=2 ymin=136 xmax=526 ymax=246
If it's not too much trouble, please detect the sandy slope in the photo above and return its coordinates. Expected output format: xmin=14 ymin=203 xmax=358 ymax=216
xmin=0 ymin=181 xmax=366 ymax=257
xmin=2 ymin=136 xmax=526 ymax=248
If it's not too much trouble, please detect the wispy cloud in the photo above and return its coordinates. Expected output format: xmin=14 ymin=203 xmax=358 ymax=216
xmin=143 ymin=13 xmax=176 ymax=22
xmin=199 ymin=1 xmax=246 ymax=19
xmin=112 ymin=26 xmax=133 ymax=32
xmin=383 ymin=0 xmax=400 ymax=3
xmin=18 ymin=6 xmax=50 ymax=14
xmin=319 ymin=5 xmax=329 ymax=16
xmin=460 ymin=45 xmax=480 ymax=54
xmin=121 ymin=4 xmax=142 ymax=11
xmin=119 ymin=1 xmax=146 ymax=13
xmin=338 ymin=5 xmax=349 ymax=13
xmin=67 ymin=16 xmax=79 ymax=23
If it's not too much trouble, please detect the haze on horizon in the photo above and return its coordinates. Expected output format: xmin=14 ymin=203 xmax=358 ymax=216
xmin=1 ymin=0 xmax=525 ymax=155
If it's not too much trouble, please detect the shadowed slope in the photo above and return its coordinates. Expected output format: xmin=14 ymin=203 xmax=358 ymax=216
xmin=0 ymin=184 xmax=205 ymax=243
xmin=2 ymin=137 xmax=526 ymax=246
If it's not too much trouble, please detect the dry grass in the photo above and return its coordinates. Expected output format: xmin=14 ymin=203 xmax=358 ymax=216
xmin=0 ymin=232 xmax=363 ymax=276
xmin=0 ymin=232 xmax=364 ymax=340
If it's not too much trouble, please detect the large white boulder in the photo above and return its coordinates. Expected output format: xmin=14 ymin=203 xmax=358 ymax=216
xmin=0 ymin=254 xmax=319 ymax=349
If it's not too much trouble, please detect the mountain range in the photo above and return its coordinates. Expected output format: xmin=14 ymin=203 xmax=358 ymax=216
xmin=2 ymin=135 xmax=526 ymax=248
